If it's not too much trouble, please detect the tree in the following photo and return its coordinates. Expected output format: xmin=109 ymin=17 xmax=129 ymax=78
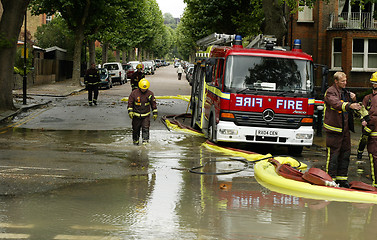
xmin=177 ymin=0 xmax=264 ymax=60
xmin=30 ymin=0 xmax=109 ymax=84
xmin=0 ymin=0 xmax=31 ymax=110
xmin=34 ymin=16 xmax=75 ymax=58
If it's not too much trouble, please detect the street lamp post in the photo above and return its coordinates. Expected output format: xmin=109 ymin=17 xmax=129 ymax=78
xmin=23 ymin=10 xmax=27 ymax=105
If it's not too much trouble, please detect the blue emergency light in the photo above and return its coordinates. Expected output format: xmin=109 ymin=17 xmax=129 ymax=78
xmin=293 ymin=39 xmax=301 ymax=49
xmin=234 ymin=35 xmax=242 ymax=47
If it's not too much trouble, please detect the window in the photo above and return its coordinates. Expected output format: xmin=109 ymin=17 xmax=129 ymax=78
xmin=352 ymin=39 xmax=377 ymax=70
xmin=224 ymin=56 xmax=314 ymax=94
xmin=298 ymin=3 xmax=313 ymax=22
xmin=217 ymin=59 xmax=224 ymax=89
xmin=46 ymin=15 xmax=52 ymax=24
xmin=332 ymin=38 xmax=342 ymax=70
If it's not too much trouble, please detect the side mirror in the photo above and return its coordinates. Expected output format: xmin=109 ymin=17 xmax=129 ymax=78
xmin=321 ymin=65 xmax=329 ymax=96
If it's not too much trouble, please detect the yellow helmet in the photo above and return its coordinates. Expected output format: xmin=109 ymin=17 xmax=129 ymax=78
xmin=138 ymin=78 xmax=150 ymax=90
xmin=370 ymin=72 xmax=377 ymax=84
xmin=136 ymin=64 xmax=143 ymax=69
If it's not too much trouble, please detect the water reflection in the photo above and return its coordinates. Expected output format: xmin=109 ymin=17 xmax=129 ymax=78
xmin=1 ymin=129 xmax=377 ymax=238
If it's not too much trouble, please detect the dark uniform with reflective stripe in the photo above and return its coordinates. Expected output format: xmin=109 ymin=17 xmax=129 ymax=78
xmin=131 ymin=71 xmax=145 ymax=90
xmin=127 ymin=88 xmax=157 ymax=144
xmin=323 ymin=84 xmax=355 ymax=181
xmin=361 ymin=93 xmax=377 ymax=186
xmin=84 ymin=67 xmax=101 ymax=105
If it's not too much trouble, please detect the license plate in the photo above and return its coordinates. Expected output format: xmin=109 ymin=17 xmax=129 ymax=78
xmin=256 ymin=130 xmax=278 ymax=136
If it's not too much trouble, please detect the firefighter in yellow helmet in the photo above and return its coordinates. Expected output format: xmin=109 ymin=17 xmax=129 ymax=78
xmin=356 ymin=72 xmax=377 ymax=186
xmin=127 ymin=78 xmax=158 ymax=145
xmin=131 ymin=63 xmax=145 ymax=90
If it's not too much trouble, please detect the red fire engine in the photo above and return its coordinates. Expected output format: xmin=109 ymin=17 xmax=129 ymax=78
xmin=190 ymin=33 xmax=324 ymax=154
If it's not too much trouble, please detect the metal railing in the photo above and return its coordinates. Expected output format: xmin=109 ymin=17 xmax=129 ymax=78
xmin=329 ymin=12 xmax=377 ymax=30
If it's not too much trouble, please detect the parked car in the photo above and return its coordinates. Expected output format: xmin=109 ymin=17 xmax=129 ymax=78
xmin=185 ymin=63 xmax=194 ymax=74
xmin=148 ymin=60 xmax=156 ymax=71
xmin=122 ymin=64 xmax=132 ymax=79
xmin=98 ymin=68 xmax=112 ymax=89
xmin=155 ymin=59 xmax=162 ymax=68
xmin=186 ymin=66 xmax=194 ymax=85
xmin=103 ymin=62 xmax=126 ymax=85
xmin=142 ymin=61 xmax=155 ymax=75
xmin=127 ymin=61 xmax=143 ymax=78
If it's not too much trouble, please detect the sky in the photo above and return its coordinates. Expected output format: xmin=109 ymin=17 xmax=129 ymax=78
xmin=156 ymin=0 xmax=186 ymax=18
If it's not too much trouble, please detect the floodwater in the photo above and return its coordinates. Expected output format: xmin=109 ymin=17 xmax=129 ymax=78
xmin=0 ymin=127 xmax=377 ymax=239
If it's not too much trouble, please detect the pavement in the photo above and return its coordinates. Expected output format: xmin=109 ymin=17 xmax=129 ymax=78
xmin=0 ymin=78 xmax=85 ymax=123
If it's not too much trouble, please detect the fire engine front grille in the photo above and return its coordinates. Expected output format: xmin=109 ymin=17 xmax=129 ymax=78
xmin=233 ymin=112 xmax=303 ymax=129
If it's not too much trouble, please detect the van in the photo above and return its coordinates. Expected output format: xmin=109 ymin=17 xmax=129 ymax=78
xmin=103 ymin=62 xmax=127 ymax=85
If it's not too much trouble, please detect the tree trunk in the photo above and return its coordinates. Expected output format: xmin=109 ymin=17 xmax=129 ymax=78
xmin=102 ymin=42 xmax=109 ymax=64
xmin=122 ymin=51 xmax=127 ymax=64
xmin=262 ymin=0 xmax=287 ymax=45
xmin=72 ymin=27 xmax=85 ymax=86
xmin=115 ymin=49 xmax=120 ymax=62
xmin=0 ymin=0 xmax=30 ymax=110
xmin=129 ymin=49 xmax=134 ymax=61
xmin=88 ymin=39 xmax=96 ymax=65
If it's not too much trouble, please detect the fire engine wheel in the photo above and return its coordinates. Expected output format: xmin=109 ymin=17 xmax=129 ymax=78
xmin=208 ymin=115 xmax=217 ymax=143
xmin=288 ymin=146 xmax=303 ymax=155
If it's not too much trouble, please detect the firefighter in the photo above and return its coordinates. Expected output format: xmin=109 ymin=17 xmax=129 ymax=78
xmin=84 ymin=63 xmax=101 ymax=106
xmin=323 ymin=71 xmax=361 ymax=188
xmin=359 ymin=72 xmax=377 ymax=186
xmin=127 ymin=78 xmax=158 ymax=145
xmin=131 ymin=64 xmax=145 ymax=90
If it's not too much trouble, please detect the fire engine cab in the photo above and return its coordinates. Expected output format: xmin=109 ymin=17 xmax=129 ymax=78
xmin=190 ymin=33 xmax=324 ymax=154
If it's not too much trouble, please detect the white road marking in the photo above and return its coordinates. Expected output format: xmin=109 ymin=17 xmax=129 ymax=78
xmin=0 ymin=233 xmax=30 ymax=239
xmin=0 ymin=223 xmax=34 ymax=228
xmin=54 ymin=235 xmax=121 ymax=240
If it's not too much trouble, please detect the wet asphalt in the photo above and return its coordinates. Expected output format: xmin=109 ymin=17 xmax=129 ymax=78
xmin=0 ymin=65 xmax=372 ymax=196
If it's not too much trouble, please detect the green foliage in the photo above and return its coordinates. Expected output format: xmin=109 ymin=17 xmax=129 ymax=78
xmin=29 ymin=0 xmax=176 ymax=64
xmin=34 ymin=16 xmax=75 ymax=57
xmin=14 ymin=47 xmax=33 ymax=76
xmin=176 ymin=0 xmax=264 ymax=60
xmin=94 ymin=47 xmax=115 ymax=64
xmin=164 ymin=13 xmax=178 ymax=29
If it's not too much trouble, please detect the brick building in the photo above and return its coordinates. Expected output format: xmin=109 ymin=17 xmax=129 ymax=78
xmin=19 ymin=10 xmax=54 ymax=43
xmin=288 ymin=0 xmax=377 ymax=88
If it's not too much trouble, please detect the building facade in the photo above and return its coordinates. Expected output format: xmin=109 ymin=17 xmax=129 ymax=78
xmin=288 ymin=0 xmax=377 ymax=88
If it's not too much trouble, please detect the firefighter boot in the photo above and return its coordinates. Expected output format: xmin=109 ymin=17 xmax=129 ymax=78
xmin=357 ymin=151 xmax=363 ymax=160
xmin=357 ymin=134 xmax=369 ymax=159
xmin=336 ymin=180 xmax=350 ymax=188
xmin=142 ymin=128 xmax=149 ymax=144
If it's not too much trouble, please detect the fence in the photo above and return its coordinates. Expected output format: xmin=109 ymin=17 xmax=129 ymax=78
xmin=329 ymin=12 xmax=377 ymax=30
xmin=13 ymin=59 xmax=73 ymax=90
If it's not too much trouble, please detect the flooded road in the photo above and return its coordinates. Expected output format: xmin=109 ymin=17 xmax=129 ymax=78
xmin=1 ymin=127 xmax=377 ymax=239
xmin=1 ymin=66 xmax=376 ymax=239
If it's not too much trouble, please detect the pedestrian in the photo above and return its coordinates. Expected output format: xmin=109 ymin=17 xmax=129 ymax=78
xmin=177 ymin=64 xmax=183 ymax=80
xmin=127 ymin=78 xmax=158 ymax=145
xmin=131 ymin=64 xmax=145 ymax=90
xmin=323 ymin=71 xmax=361 ymax=188
xmin=84 ymin=63 xmax=101 ymax=106
xmin=359 ymin=72 xmax=377 ymax=187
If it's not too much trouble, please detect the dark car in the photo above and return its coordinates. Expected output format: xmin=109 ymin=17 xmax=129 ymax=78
xmin=99 ymin=68 xmax=112 ymax=89
xmin=186 ymin=66 xmax=194 ymax=85
xmin=123 ymin=64 xmax=132 ymax=79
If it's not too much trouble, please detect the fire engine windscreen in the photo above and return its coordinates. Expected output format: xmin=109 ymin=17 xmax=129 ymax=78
xmin=224 ymin=56 xmax=313 ymax=94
